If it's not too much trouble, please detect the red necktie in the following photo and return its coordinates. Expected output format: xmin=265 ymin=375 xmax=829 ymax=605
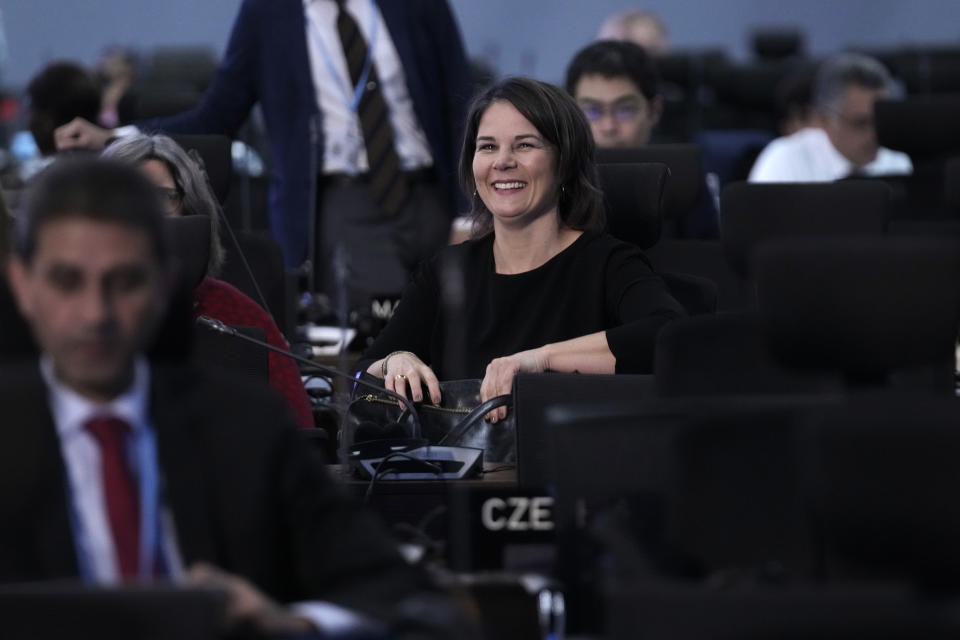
xmin=84 ymin=416 xmax=140 ymax=581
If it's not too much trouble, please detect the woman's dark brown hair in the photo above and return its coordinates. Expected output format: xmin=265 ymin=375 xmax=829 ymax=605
xmin=459 ymin=77 xmax=604 ymax=236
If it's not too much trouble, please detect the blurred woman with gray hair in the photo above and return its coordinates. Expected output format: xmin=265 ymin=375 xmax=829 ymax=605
xmin=104 ymin=133 xmax=313 ymax=427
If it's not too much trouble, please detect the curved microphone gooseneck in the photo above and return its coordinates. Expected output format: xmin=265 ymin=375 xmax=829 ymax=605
xmin=195 ymin=315 xmax=422 ymax=440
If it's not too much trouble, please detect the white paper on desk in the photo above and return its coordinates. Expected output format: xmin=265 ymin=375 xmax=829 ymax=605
xmin=304 ymin=325 xmax=356 ymax=356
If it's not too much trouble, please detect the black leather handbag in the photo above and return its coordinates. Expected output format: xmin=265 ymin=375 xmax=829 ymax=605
xmin=343 ymin=376 xmax=516 ymax=463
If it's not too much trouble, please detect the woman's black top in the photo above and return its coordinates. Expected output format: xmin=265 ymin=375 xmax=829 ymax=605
xmin=361 ymin=230 xmax=685 ymax=379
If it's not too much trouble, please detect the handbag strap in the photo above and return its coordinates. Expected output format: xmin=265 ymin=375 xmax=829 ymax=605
xmin=438 ymin=394 xmax=513 ymax=445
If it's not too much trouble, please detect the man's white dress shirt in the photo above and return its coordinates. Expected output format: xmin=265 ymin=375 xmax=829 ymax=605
xmin=748 ymin=127 xmax=913 ymax=183
xmin=302 ymin=0 xmax=433 ymax=175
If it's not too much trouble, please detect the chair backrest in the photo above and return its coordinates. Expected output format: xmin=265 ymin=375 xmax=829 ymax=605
xmin=512 ymin=372 xmax=656 ymax=489
xmin=875 ymin=95 xmax=960 ymax=158
xmin=596 ymin=161 xmax=667 ymax=250
xmin=597 ymin=145 xmax=702 ymax=221
xmin=756 ymin=236 xmax=960 ymax=382
xmin=654 ymin=311 xmax=843 ymax=397
xmin=165 ymin=215 xmax=210 ymax=292
xmin=168 ymin=134 xmax=233 ymax=205
xmin=720 ymin=180 xmax=890 ymax=279
xmin=218 ymin=230 xmax=290 ymax=336
xmin=807 ymin=393 xmax=960 ymax=584
xmin=944 ymin=156 xmax=960 ymax=212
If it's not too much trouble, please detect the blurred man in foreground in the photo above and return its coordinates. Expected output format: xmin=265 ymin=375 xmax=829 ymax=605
xmin=0 ymin=158 xmax=468 ymax=638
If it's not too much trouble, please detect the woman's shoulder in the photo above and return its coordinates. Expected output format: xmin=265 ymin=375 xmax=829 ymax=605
xmin=193 ymin=277 xmax=273 ymax=329
xmin=571 ymin=230 xmax=653 ymax=266
xmin=426 ymin=234 xmax=494 ymax=273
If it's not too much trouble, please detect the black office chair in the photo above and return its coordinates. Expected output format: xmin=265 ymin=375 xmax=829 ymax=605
xmin=164 ymin=216 xmax=274 ymax=383
xmin=218 ymin=230 xmax=293 ymax=337
xmin=756 ymin=236 xmax=960 ymax=390
xmin=721 ymin=180 xmax=891 ymax=282
xmin=868 ymin=96 xmax=960 ymax=220
xmin=654 ymin=232 xmax=956 ymax=398
xmin=168 ymin=134 xmax=233 ymax=205
xmin=596 ymin=161 xmax=666 ymax=249
xmin=807 ymin=394 xmax=960 ymax=585
xmin=512 ymin=372 xmax=657 ymax=489
xmin=894 ymin=46 xmax=960 ymax=95
xmin=597 ymin=161 xmax=718 ymax=315
xmin=654 ymin=312 xmax=843 ymax=397
xmin=875 ymin=95 xmax=960 ymax=159
xmin=597 ymin=145 xmax=703 ymax=224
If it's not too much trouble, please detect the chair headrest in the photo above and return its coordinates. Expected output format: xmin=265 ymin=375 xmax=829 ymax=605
xmin=720 ymin=180 xmax=890 ymax=279
xmin=875 ymin=96 xmax=960 ymax=158
xmin=597 ymin=144 xmax=702 ymax=219
xmin=750 ymin=29 xmax=805 ymax=60
xmin=756 ymin=237 xmax=960 ymax=375
xmin=944 ymin=156 xmax=960 ymax=210
xmin=167 ymin=134 xmax=233 ymax=204
xmin=597 ymin=161 xmax=667 ymax=250
xmin=654 ymin=49 xmax=728 ymax=88
xmin=165 ymin=215 xmax=210 ymax=291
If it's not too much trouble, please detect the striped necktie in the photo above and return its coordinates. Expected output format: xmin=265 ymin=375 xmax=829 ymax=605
xmin=334 ymin=0 xmax=408 ymax=215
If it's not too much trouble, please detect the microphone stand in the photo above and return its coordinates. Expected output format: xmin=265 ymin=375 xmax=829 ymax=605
xmin=196 ymin=315 xmax=422 ymax=440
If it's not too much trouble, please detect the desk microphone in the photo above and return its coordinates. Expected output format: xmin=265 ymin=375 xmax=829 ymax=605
xmin=196 ymin=316 xmax=484 ymax=480
xmin=195 ymin=315 xmax=422 ymax=440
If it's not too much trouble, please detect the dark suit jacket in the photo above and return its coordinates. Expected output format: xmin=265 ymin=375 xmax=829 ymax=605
xmin=0 ymin=361 xmax=432 ymax=625
xmin=141 ymin=0 xmax=473 ymax=268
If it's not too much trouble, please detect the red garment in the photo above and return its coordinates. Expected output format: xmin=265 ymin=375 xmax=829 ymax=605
xmin=193 ymin=278 xmax=313 ymax=428
xmin=84 ymin=416 xmax=140 ymax=580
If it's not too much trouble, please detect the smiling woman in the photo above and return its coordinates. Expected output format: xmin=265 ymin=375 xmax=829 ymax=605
xmin=361 ymin=77 xmax=684 ymax=419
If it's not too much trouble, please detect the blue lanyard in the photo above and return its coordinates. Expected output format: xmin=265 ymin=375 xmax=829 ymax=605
xmin=66 ymin=422 xmax=164 ymax=583
xmin=305 ymin=0 xmax=379 ymax=113
xmin=135 ymin=423 xmax=162 ymax=580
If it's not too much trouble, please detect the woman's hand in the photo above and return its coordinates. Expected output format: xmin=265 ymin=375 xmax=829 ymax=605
xmin=480 ymin=347 xmax=548 ymax=422
xmin=368 ymin=351 xmax=441 ymax=405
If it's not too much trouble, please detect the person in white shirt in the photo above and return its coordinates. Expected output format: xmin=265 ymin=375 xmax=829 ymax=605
xmin=749 ymin=53 xmax=912 ymax=183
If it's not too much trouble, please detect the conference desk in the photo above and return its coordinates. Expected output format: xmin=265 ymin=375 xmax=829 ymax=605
xmin=330 ymin=463 xmax=516 ymax=538
xmin=330 ymin=463 xmax=557 ymax=574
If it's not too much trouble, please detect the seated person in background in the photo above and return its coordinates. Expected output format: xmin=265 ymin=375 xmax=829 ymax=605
xmin=94 ymin=47 xmax=138 ymax=128
xmin=749 ymin=53 xmax=912 ymax=182
xmin=565 ymin=40 xmax=663 ymax=149
xmin=597 ymin=8 xmax=670 ymax=55
xmin=362 ymin=77 xmax=685 ymax=421
xmin=17 ymin=61 xmax=102 ymax=181
xmin=26 ymin=61 xmax=102 ymax=157
xmin=102 ymin=134 xmax=313 ymax=428
xmin=1 ymin=158 xmax=465 ymax=637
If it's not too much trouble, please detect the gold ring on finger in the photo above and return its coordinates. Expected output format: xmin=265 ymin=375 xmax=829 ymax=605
xmin=395 ymin=373 xmax=407 ymax=381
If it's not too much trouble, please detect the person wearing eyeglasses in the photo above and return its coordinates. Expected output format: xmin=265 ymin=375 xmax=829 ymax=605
xmin=749 ymin=53 xmax=912 ymax=182
xmin=565 ymin=40 xmax=663 ymax=149
xmin=103 ymin=134 xmax=314 ymax=429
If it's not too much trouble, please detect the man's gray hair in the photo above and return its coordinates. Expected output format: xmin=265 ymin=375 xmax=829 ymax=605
xmin=813 ymin=53 xmax=895 ymax=112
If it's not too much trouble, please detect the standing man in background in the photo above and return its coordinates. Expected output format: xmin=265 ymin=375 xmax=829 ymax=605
xmin=56 ymin=0 xmax=473 ymax=310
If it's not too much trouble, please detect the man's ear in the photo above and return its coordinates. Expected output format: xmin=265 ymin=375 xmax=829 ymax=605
xmin=650 ymin=95 xmax=665 ymax=127
xmin=5 ymin=257 xmax=34 ymax=319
